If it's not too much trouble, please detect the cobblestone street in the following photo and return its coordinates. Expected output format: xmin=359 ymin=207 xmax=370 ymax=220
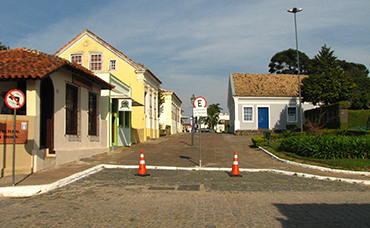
xmin=1 ymin=169 xmax=370 ymax=227
xmin=1 ymin=133 xmax=370 ymax=227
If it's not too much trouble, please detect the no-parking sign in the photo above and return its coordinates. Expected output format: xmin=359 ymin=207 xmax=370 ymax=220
xmin=5 ymin=89 xmax=25 ymax=110
xmin=193 ymin=96 xmax=207 ymax=117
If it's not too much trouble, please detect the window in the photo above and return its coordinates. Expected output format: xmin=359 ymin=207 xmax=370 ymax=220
xmin=150 ymin=94 xmax=153 ymax=117
xmin=109 ymin=59 xmax=117 ymax=71
xmin=154 ymin=96 xmax=157 ymax=118
xmin=119 ymin=111 xmax=130 ymax=128
xmin=71 ymin=54 xmax=83 ymax=65
xmin=287 ymin=107 xmax=297 ymax=122
xmin=66 ymin=84 xmax=78 ymax=135
xmin=144 ymin=92 xmax=147 ymax=115
xmin=124 ymin=112 xmax=130 ymax=128
xmin=90 ymin=53 xmax=102 ymax=71
xmin=243 ymin=107 xmax=253 ymax=121
xmin=88 ymin=92 xmax=98 ymax=135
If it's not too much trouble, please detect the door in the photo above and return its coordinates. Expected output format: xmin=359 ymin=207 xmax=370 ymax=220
xmin=258 ymin=107 xmax=269 ymax=129
xmin=40 ymin=77 xmax=55 ymax=153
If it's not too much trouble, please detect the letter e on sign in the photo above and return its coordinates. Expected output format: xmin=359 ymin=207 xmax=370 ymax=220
xmin=193 ymin=96 xmax=207 ymax=108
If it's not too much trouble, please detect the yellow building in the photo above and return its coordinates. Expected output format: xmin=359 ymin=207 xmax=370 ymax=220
xmin=55 ymin=29 xmax=162 ymax=143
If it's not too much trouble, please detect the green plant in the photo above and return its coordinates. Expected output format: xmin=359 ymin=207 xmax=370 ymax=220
xmin=279 ymin=135 xmax=370 ymax=159
xmin=251 ymin=136 xmax=266 ymax=147
xmin=286 ymin=124 xmax=300 ymax=132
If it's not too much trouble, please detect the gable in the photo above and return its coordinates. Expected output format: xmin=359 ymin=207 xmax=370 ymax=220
xmin=232 ymin=73 xmax=307 ymax=97
xmin=54 ymin=29 xmax=161 ymax=84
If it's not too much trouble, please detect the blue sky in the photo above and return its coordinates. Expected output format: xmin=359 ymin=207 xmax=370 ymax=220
xmin=1 ymin=0 xmax=369 ymax=117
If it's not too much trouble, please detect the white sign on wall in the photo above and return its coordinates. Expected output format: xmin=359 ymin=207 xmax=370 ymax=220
xmin=118 ymin=99 xmax=132 ymax=111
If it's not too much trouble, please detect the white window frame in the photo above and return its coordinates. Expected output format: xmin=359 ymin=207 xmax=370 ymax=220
xmin=287 ymin=106 xmax=297 ymax=122
xmin=108 ymin=59 xmax=117 ymax=71
xmin=242 ymin=106 xmax=253 ymax=122
xmin=89 ymin=52 xmax=103 ymax=72
xmin=70 ymin=53 xmax=83 ymax=65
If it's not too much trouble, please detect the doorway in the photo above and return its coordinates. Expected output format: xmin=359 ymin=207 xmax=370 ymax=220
xmin=40 ymin=77 xmax=55 ymax=154
xmin=258 ymin=107 xmax=269 ymax=129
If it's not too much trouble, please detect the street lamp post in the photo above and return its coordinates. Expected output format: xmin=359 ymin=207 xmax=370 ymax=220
xmin=190 ymin=94 xmax=195 ymax=146
xmin=287 ymin=7 xmax=303 ymax=132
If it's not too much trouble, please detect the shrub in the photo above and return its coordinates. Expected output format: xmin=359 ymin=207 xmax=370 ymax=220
xmin=251 ymin=136 xmax=265 ymax=147
xmin=286 ymin=124 xmax=300 ymax=132
xmin=279 ymin=135 xmax=370 ymax=159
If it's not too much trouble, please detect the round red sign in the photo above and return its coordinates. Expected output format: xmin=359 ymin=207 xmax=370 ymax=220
xmin=5 ymin=89 xmax=25 ymax=110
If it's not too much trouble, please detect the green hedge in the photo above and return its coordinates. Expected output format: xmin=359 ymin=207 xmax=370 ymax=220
xmin=252 ymin=136 xmax=265 ymax=147
xmin=279 ymin=135 xmax=370 ymax=159
xmin=348 ymin=110 xmax=370 ymax=129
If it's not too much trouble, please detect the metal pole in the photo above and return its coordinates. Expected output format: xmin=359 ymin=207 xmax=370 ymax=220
xmin=294 ymin=11 xmax=303 ymax=132
xmin=199 ymin=119 xmax=201 ymax=167
xmin=191 ymin=114 xmax=194 ymax=146
xmin=288 ymin=7 xmax=303 ymax=132
xmin=12 ymin=109 xmax=16 ymax=186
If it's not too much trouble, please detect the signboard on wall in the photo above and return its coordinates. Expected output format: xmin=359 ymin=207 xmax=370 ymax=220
xmin=0 ymin=120 xmax=28 ymax=144
xmin=118 ymin=99 xmax=132 ymax=111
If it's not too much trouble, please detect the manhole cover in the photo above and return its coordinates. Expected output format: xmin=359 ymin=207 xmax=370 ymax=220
xmin=177 ymin=185 xmax=200 ymax=191
xmin=148 ymin=186 xmax=176 ymax=191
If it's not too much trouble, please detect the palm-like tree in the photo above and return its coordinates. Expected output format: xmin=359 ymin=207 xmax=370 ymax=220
xmin=206 ymin=103 xmax=222 ymax=130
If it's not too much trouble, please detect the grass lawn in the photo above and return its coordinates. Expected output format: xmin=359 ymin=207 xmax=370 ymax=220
xmin=261 ymin=141 xmax=370 ymax=172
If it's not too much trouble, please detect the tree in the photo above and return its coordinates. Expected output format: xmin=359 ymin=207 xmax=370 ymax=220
xmin=0 ymin=42 xmax=9 ymax=50
xmin=268 ymin=48 xmax=311 ymax=74
xmin=339 ymin=61 xmax=370 ymax=109
xmin=301 ymin=45 xmax=354 ymax=106
xmin=157 ymin=87 xmax=165 ymax=117
xmin=205 ymin=103 xmax=222 ymax=130
xmin=308 ymin=44 xmax=338 ymax=75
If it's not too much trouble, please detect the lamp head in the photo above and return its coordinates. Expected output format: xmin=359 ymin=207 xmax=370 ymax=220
xmin=287 ymin=7 xmax=302 ymax=13
xmin=190 ymin=94 xmax=195 ymax=104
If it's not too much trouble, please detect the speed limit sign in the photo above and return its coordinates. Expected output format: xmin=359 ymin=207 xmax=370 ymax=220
xmin=5 ymin=89 xmax=25 ymax=110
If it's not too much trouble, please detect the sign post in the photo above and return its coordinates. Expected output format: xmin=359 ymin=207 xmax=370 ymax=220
xmin=193 ymin=96 xmax=207 ymax=168
xmin=5 ymin=89 xmax=25 ymax=186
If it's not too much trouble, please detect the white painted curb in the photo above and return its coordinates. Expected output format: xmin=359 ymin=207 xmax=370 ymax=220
xmin=0 ymin=165 xmax=104 ymax=198
xmin=259 ymin=146 xmax=370 ymax=176
xmin=2 ymin=161 xmax=370 ymax=198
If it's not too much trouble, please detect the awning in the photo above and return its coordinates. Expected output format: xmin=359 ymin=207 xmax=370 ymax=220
xmin=111 ymin=92 xmax=143 ymax=106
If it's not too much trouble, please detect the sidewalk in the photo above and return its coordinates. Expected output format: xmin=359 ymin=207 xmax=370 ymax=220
xmin=1 ymin=132 xmax=370 ymax=192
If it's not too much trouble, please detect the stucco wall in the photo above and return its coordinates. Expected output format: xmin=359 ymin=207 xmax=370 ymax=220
xmin=50 ymin=69 xmax=109 ymax=165
xmin=0 ymin=115 xmax=36 ymax=176
xmin=233 ymin=97 xmax=315 ymax=131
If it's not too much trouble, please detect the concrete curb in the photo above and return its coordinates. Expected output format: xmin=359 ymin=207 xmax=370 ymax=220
xmin=104 ymin=165 xmax=370 ymax=185
xmin=0 ymin=165 xmax=104 ymax=198
xmin=1 ymin=163 xmax=370 ymax=198
xmin=259 ymin=146 xmax=370 ymax=176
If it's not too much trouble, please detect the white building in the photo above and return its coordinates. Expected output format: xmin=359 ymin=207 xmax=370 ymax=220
xmin=216 ymin=113 xmax=230 ymax=132
xmin=227 ymin=73 xmax=316 ymax=133
xmin=159 ymin=89 xmax=182 ymax=134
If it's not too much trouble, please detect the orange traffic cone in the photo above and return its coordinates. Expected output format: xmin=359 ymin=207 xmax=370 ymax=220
xmin=230 ymin=151 xmax=242 ymax=177
xmin=135 ymin=151 xmax=150 ymax=176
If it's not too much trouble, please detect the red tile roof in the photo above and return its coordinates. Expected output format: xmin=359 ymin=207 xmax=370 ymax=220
xmin=232 ymin=73 xmax=307 ymax=97
xmin=0 ymin=48 xmax=114 ymax=89
xmin=54 ymin=29 xmax=162 ymax=84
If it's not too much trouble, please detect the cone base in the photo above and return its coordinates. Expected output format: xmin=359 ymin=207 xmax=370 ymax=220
xmin=135 ymin=173 xmax=150 ymax=177
xmin=229 ymin=173 xmax=243 ymax=177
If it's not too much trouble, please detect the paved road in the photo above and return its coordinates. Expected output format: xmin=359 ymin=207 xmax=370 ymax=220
xmin=1 ymin=133 xmax=370 ymax=227
xmin=1 ymin=169 xmax=370 ymax=227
